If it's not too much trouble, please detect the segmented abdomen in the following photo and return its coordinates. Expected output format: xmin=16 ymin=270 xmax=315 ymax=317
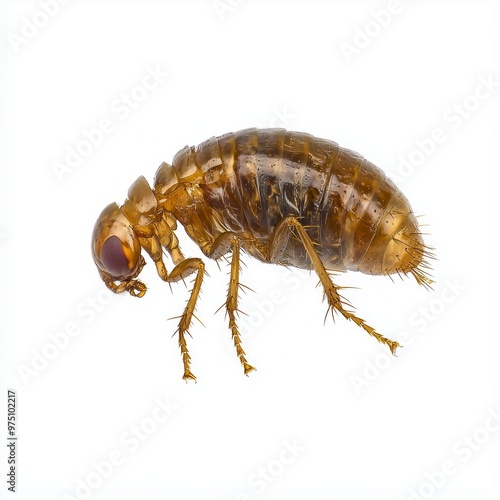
xmin=170 ymin=128 xmax=423 ymax=276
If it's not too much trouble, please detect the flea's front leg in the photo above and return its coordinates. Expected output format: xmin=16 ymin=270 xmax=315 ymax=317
xmin=166 ymin=258 xmax=205 ymax=382
xmin=137 ymin=229 xmax=206 ymax=381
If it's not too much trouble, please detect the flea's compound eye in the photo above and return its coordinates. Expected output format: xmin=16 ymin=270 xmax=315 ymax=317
xmin=91 ymin=203 xmax=142 ymax=280
xmin=100 ymin=235 xmax=132 ymax=277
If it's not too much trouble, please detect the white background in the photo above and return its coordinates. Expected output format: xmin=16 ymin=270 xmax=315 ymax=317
xmin=2 ymin=1 xmax=500 ymax=499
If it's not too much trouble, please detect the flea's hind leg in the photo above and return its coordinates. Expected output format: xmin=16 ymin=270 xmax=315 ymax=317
xmin=205 ymin=233 xmax=256 ymax=376
xmin=269 ymin=216 xmax=400 ymax=355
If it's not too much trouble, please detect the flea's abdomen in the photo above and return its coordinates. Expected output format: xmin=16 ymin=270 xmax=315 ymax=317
xmin=171 ymin=128 xmax=426 ymax=280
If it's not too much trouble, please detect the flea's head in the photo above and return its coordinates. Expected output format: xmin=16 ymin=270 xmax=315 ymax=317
xmin=91 ymin=202 xmax=146 ymax=296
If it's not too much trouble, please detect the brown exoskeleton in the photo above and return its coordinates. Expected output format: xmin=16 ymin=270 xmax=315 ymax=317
xmin=92 ymin=129 xmax=433 ymax=380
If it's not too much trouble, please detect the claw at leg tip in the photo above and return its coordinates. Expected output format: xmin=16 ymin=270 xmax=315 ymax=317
xmin=389 ymin=342 xmax=401 ymax=356
xmin=182 ymin=370 xmax=197 ymax=383
xmin=243 ymin=363 xmax=256 ymax=376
